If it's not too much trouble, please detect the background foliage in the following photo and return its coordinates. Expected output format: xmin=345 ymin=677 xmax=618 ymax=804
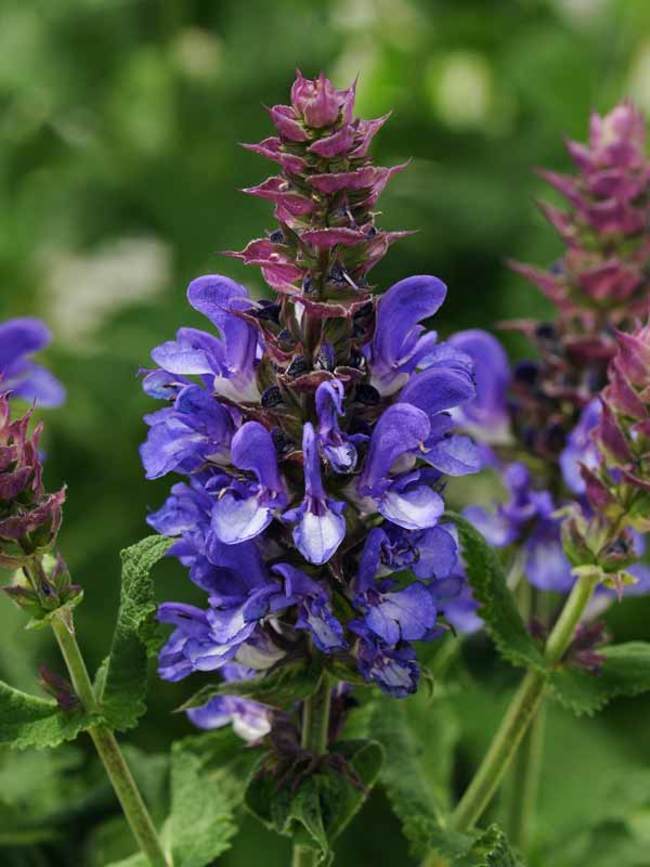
xmin=2 ymin=0 xmax=650 ymax=864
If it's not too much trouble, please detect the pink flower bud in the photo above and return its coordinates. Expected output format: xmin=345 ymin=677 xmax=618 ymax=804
xmin=290 ymin=71 xmax=341 ymax=128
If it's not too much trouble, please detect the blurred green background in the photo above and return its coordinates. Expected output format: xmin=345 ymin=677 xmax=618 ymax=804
xmin=2 ymin=0 xmax=650 ymax=864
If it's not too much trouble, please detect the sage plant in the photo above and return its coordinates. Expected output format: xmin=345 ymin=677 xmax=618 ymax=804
xmin=2 ymin=81 xmax=650 ymax=867
xmin=442 ymin=103 xmax=650 ymax=845
xmin=0 ymin=318 xmax=169 ymax=867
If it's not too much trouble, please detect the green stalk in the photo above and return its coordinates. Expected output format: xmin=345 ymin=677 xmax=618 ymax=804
xmin=506 ymin=702 xmax=546 ymax=851
xmin=51 ymin=612 xmax=169 ymax=867
xmin=292 ymin=675 xmax=332 ymax=867
xmin=446 ymin=571 xmax=597 ymax=835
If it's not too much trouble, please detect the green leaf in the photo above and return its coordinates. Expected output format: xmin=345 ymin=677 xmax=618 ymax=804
xmin=245 ymin=739 xmax=383 ymax=866
xmin=405 ymin=690 xmax=460 ymax=814
xmin=167 ymin=728 xmax=260 ymax=867
xmin=180 ymin=656 xmax=323 ymax=711
xmin=99 ymin=535 xmax=172 ymax=731
xmin=444 ymin=512 xmax=546 ymax=671
xmin=0 ymin=681 xmax=94 ymax=750
xmin=453 ymin=824 xmax=523 ymax=866
xmin=106 ymin=854 xmax=148 ymax=867
xmin=549 ymin=641 xmax=650 ymax=716
xmin=325 ymin=740 xmax=383 ymax=838
xmin=369 ymin=697 xmax=468 ymax=859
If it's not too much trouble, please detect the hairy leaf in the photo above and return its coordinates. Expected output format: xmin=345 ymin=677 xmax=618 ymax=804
xmin=99 ymin=535 xmax=172 ymax=731
xmin=0 ymin=681 xmax=94 ymax=750
xmin=180 ymin=656 xmax=323 ymax=711
xmin=445 ymin=512 xmax=546 ymax=671
xmin=549 ymin=641 xmax=650 ymax=716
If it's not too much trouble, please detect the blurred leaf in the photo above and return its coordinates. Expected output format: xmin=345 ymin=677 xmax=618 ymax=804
xmin=369 ymin=698 xmax=467 ymax=859
xmin=166 ymin=728 xmax=260 ymax=867
xmin=549 ymin=642 xmax=650 ymax=716
xmin=180 ymin=657 xmax=323 ymax=712
xmin=453 ymin=823 xmax=523 ymax=866
xmin=406 ymin=692 xmax=460 ymax=814
xmin=106 ymin=854 xmax=148 ymax=867
xmin=0 ymin=680 xmax=94 ymax=750
xmin=99 ymin=535 xmax=173 ymax=731
xmin=445 ymin=512 xmax=546 ymax=671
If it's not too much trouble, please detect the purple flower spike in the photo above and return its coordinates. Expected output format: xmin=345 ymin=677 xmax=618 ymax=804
xmin=144 ymin=71 xmax=480 ymax=706
xmin=283 ymin=423 xmax=346 ymax=565
xmin=366 ymin=275 xmax=447 ymax=395
xmin=211 ymin=422 xmax=287 ymax=545
xmin=0 ymin=318 xmax=65 ymax=407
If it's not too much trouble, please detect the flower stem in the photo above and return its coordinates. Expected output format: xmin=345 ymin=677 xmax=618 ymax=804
xmin=292 ymin=675 xmax=332 ymax=867
xmin=448 ymin=571 xmax=597 ymax=834
xmin=50 ymin=612 xmax=169 ymax=867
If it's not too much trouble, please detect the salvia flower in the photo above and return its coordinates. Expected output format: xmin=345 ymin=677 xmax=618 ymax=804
xmin=143 ymin=72 xmax=479 ymax=721
xmin=0 ymin=317 xmax=65 ymax=407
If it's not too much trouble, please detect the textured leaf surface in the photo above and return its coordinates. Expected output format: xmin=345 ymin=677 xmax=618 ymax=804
xmin=100 ymin=535 xmax=172 ymax=731
xmin=548 ymin=641 xmax=650 ymax=715
xmin=0 ymin=680 xmax=94 ymax=750
xmin=445 ymin=512 xmax=546 ymax=671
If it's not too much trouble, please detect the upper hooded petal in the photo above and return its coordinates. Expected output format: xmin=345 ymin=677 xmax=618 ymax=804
xmin=358 ymin=403 xmax=430 ymax=494
xmin=400 ymin=366 xmax=475 ymax=418
xmin=231 ymin=422 xmax=284 ymax=494
xmin=372 ymin=275 xmax=447 ymax=368
xmin=187 ymin=275 xmax=259 ymax=377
